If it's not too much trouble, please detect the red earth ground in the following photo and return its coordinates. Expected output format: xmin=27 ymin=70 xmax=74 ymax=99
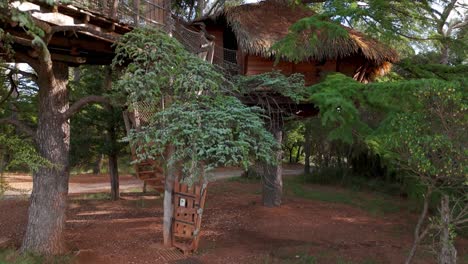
xmin=1 ymin=172 xmax=467 ymax=264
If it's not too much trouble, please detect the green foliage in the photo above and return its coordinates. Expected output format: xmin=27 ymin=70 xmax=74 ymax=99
xmin=307 ymin=73 xmax=371 ymax=143
xmin=113 ymin=27 xmax=228 ymax=105
xmin=69 ymin=66 xmax=128 ymax=171
xmin=235 ymin=71 xmax=307 ymax=103
xmin=126 ymin=96 xmax=277 ymax=182
xmin=368 ymin=79 xmax=467 ymax=189
xmin=277 ymin=1 xmax=466 ymax=64
xmin=272 ymin=14 xmax=350 ymax=63
xmin=282 ymin=121 xmax=305 ymax=163
xmin=114 ymin=27 xmax=277 ymax=183
xmin=0 ymin=134 xmax=49 ymax=196
xmin=306 ymin=69 xmax=467 ymax=192
xmin=285 ymin=175 xmax=401 ymax=215
xmin=0 ymin=134 xmax=49 ymax=173
xmin=0 ymin=248 xmax=74 ymax=264
xmin=397 ymin=61 xmax=468 ymax=82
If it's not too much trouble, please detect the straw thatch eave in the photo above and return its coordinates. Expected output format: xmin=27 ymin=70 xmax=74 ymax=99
xmin=196 ymin=0 xmax=399 ymax=67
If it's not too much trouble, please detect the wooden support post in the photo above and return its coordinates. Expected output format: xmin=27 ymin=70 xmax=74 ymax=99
xmin=110 ymin=0 xmax=119 ymax=20
xmin=134 ymin=0 xmax=141 ymax=25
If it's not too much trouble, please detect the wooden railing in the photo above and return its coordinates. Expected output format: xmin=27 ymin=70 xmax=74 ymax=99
xmin=69 ymin=0 xmax=169 ymax=27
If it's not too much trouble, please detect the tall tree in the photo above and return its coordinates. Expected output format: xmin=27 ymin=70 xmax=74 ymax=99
xmin=70 ymin=66 xmax=127 ymax=201
xmin=113 ymin=27 xmax=277 ymax=246
xmin=0 ymin=4 xmax=109 ymax=254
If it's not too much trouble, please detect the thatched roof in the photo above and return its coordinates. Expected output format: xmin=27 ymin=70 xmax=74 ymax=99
xmin=196 ymin=0 xmax=398 ymax=66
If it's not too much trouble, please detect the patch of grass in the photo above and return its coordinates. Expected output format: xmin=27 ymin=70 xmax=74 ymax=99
xmin=263 ymin=252 xmax=317 ymax=264
xmin=227 ymin=176 xmax=260 ymax=184
xmin=285 ymin=176 xmax=402 ymax=216
xmin=129 ymin=197 xmax=162 ymax=208
xmin=0 ymin=248 xmax=74 ymax=264
xmin=460 ymin=254 xmax=468 ymax=264
xmin=73 ymin=192 xmax=111 ymax=201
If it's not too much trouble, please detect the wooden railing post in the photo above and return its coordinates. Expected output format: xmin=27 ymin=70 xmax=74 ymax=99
xmin=110 ymin=0 xmax=119 ymax=19
xmin=134 ymin=0 xmax=140 ymax=25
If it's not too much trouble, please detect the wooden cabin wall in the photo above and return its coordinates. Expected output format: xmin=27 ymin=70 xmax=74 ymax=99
xmin=146 ymin=0 xmax=165 ymax=25
xmin=245 ymin=55 xmax=365 ymax=85
xmin=245 ymin=55 xmax=293 ymax=75
xmin=205 ymin=25 xmax=224 ymax=65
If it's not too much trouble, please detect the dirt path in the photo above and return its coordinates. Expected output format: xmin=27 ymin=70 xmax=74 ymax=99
xmin=4 ymin=165 xmax=464 ymax=263
xmin=2 ymin=164 xmax=304 ymax=197
xmin=2 ymin=177 xmax=467 ymax=264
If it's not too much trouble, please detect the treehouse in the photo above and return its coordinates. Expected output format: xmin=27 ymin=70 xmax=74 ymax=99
xmin=194 ymin=0 xmax=398 ymax=85
xmin=3 ymin=0 xmax=170 ymax=65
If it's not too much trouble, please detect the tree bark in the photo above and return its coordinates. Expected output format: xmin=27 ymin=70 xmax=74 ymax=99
xmin=163 ymin=144 xmax=176 ymax=246
xmin=105 ymin=101 xmax=120 ymax=201
xmin=92 ymin=155 xmax=103 ymax=175
xmin=21 ymin=61 xmax=70 ymax=255
xmin=438 ymin=194 xmax=457 ymax=264
xmin=262 ymin=125 xmax=283 ymax=207
xmin=108 ymin=153 xmax=120 ymax=201
xmin=242 ymin=162 xmax=263 ymax=178
xmin=288 ymin=148 xmax=293 ymax=164
xmin=196 ymin=0 xmax=206 ymax=18
xmin=295 ymin=145 xmax=302 ymax=163
xmin=405 ymin=186 xmax=433 ymax=264
xmin=304 ymin=122 xmax=312 ymax=175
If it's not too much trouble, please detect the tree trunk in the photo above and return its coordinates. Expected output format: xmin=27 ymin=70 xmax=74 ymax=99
xmin=21 ymin=61 xmax=70 ymax=255
xmin=92 ymin=154 xmax=103 ymax=175
xmin=438 ymin=194 xmax=457 ymax=264
xmin=295 ymin=145 xmax=302 ymax=163
xmin=242 ymin=162 xmax=263 ymax=178
xmin=304 ymin=123 xmax=312 ymax=175
xmin=0 ymin=147 xmax=6 ymax=194
xmin=440 ymin=44 xmax=450 ymax=65
xmin=108 ymin=153 xmax=119 ymax=201
xmin=262 ymin=125 xmax=283 ymax=207
xmin=405 ymin=186 xmax=433 ymax=264
xmin=288 ymin=147 xmax=293 ymax=164
xmin=163 ymin=145 xmax=176 ymax=246
xmin=196 ymin=0 xmax=206 ymax=18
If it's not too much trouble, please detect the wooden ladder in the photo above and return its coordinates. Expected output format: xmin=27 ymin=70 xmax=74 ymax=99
xmin=135 ymin=159 xmax=165 ymax=192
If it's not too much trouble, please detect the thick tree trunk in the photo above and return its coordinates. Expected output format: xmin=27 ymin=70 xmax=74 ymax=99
xmin=438 ymin=194 xmax=457 ymax=264
xmin=108 ymin=153 xmax=120 ymax=201
xmin=262 ymin=125 xmax=283 ymax=207
xmin=163 ymin=145 xmax=176 ymax=246
xmin=21 ymin=61 xmax=70 ymax=255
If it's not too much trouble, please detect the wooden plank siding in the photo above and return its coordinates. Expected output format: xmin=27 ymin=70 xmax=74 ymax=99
xmin=147 ymin=0 xmax=165 ymax=25
xmin=245 ymin=55 xmax=354 ymax=86
xmin=206 ymin=25 xmax=224 ymax=66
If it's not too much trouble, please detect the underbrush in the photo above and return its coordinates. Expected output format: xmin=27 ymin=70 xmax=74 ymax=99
xmin=284 ymin=176 xmax=402 ymax=216
xmin=0 ymin=248 xmax=74 ymax=264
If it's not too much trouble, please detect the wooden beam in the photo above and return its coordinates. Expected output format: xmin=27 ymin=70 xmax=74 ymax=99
xmin=51 ymin=53 xmax=86 ymax=64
